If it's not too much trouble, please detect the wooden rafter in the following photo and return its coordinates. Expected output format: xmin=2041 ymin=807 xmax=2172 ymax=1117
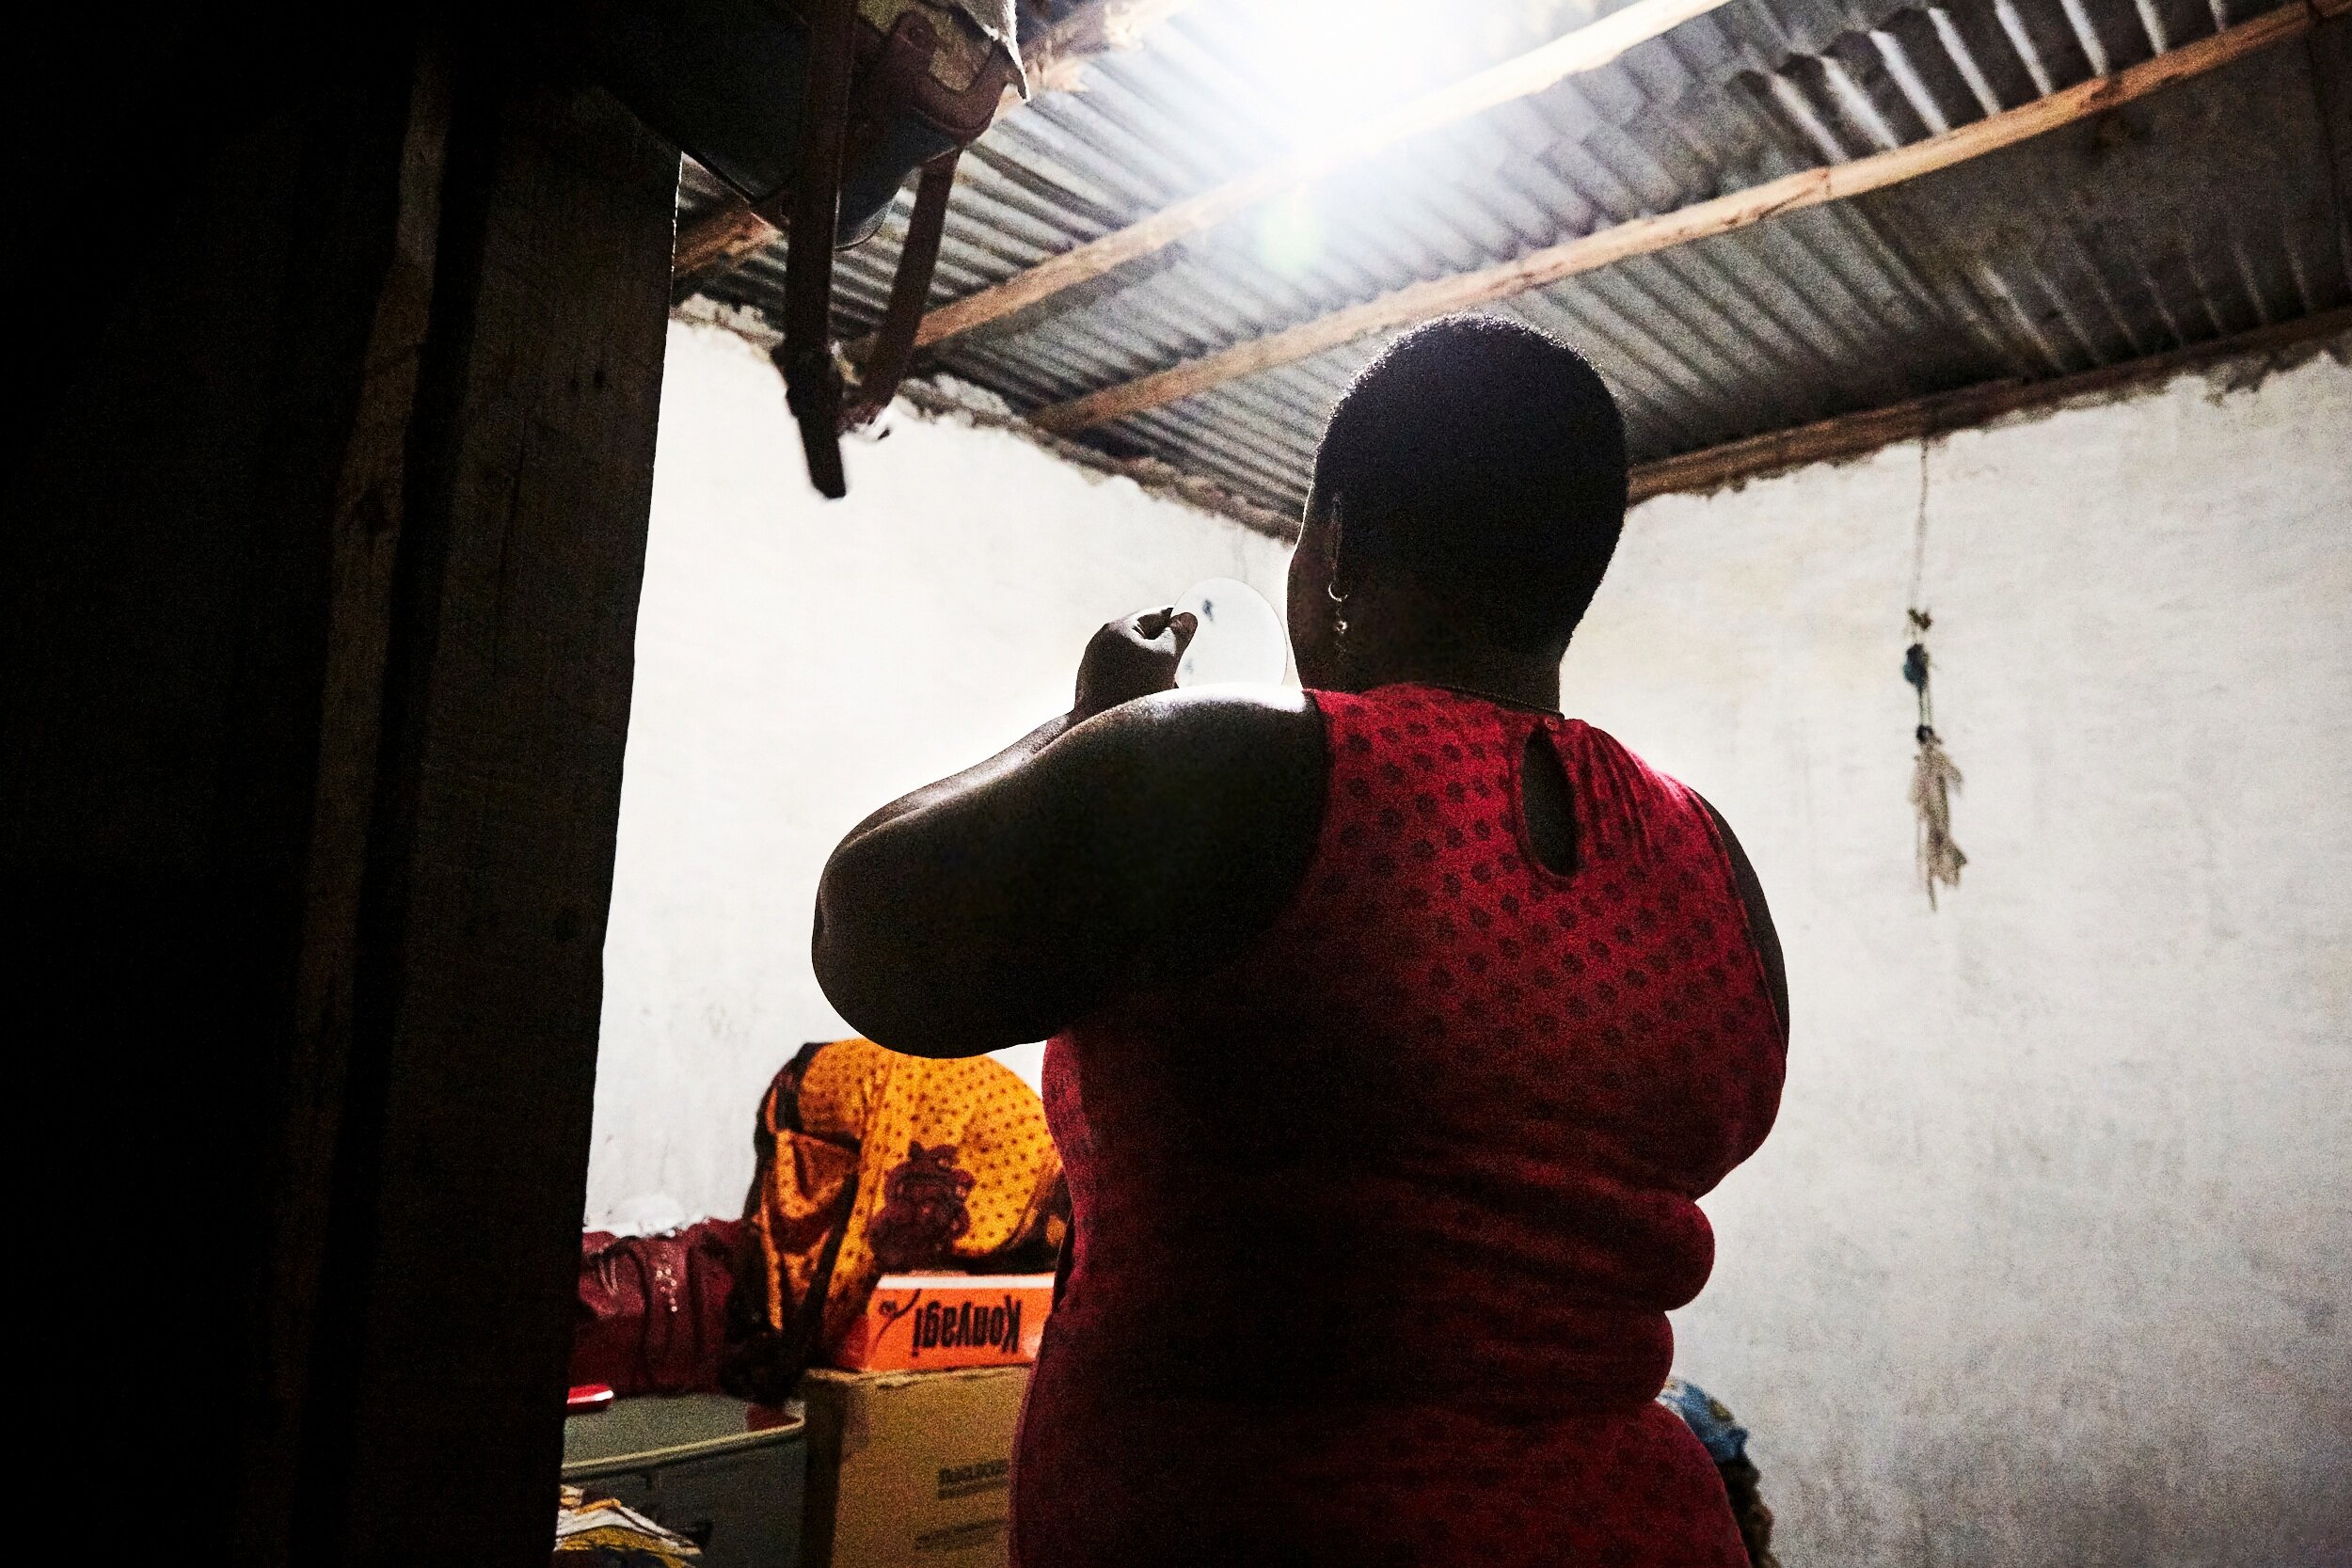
xmin=882 ymin=0 xmax=1741 ymax=354
xmin=1029 ymin=0 xmax=2328 ymax=435
xmin=672 ymin=0 xmax=1203 ymax=288
xmin=1625 ymin=307 xmax=2352 ymax=502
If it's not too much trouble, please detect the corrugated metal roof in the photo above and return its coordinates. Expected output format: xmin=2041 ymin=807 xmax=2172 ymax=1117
xmin=686 ymin=0 xmax=2351 ymax=516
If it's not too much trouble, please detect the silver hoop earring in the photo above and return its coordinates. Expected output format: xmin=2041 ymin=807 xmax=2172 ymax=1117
xmin=1326 ymin=580 xmax=1348 ymax=640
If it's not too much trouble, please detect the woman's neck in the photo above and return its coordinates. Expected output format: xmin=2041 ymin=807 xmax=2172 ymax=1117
xmin=1321 ymin=577 xmax=1566 ymax=712
xmin=1337 ymin=642 xmax=1563 ymax=713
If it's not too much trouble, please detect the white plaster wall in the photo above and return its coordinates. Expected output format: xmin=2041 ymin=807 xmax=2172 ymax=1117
xmin=587 ymin=320 xmax=1290 ymax=1235
xmin=595 ymin=317 xmax=2347 ymax=1563
xmin=1584 ymin=347 xmax=2352 ymax=1567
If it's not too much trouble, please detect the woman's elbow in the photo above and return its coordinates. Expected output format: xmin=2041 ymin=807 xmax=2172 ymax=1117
xmin=811 ymin=841 xmax=1064 ymax=1056
xmin=813 ymin=955 xmax=996 ymax=1060
xmin=813 ymin=865 xmax=949 ymax=1055
xmin=810 ymin=862 xmax=884 ymax=1022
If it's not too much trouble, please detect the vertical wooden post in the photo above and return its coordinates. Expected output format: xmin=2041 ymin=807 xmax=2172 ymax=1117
xmin=291 ymin=35 xmax=678 ymax=1566
xmin=3 ymin=16 xmax=675 ymax=1565
xmin=2312 ymin=8 xmax=2352 ymax=287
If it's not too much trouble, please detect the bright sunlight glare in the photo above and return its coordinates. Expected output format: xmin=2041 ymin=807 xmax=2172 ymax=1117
xmin=1248 ymin=0 xmax=1438 ymax=149
xmin=1241 ymin=0 xmax=1452 ymax=277
xmin=1236 ymin=0 xmax=1603 ymax=275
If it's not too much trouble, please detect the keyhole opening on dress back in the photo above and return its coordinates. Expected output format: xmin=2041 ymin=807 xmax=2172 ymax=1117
xmin=1519 ymin=726 xmax=1579 ymax=878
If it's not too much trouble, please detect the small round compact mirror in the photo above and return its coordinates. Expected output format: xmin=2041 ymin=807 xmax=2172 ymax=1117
xmin=1174 ymin=577 xmax=1291 ymax=689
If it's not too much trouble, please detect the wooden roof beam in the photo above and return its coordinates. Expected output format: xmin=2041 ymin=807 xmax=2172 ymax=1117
xmin=883 ymin=0 xmax=1743 ymax=353
xmin=1028 ymin=0 xmax=2332 ymax=434
xmin=1626 ymin=307 xmax=2352 ymax=501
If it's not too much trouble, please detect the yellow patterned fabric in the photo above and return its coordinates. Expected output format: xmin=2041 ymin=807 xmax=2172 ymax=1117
xmin=735 ymin=1039 xmax=1065 ymax=1383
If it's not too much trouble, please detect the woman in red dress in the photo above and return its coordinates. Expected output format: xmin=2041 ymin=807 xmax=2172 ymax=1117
xmin=814 ymin=314 xmax=1788 ymax=1566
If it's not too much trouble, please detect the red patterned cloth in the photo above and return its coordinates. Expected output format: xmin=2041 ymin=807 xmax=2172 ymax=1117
xmin=1012 ymin=685 xmax=1785 ymax=1567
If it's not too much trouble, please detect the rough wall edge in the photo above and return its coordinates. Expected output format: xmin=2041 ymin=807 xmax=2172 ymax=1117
xmin=679 ymin=300 xmax=2347 ymax=533
xmin=672 ymin=296 xmax=1301 ymax=542
xmin=1627 ymin=309 xmax=2352 ymax=505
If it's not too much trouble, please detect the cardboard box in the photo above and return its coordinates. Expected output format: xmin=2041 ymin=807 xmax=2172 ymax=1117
xmin=800 ymin=1364 xmax=1031 ymax=1568
xmin=830 ymin=1273 xmax=1054 ymax=1372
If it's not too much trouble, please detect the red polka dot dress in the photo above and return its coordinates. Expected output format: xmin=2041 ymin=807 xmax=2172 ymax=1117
xmin=1014 ymin=684 xmax=1787 ymax=1567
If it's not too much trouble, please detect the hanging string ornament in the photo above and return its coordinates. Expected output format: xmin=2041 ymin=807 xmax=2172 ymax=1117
xmin=1903 ymin=445 xmax=1966 ymax=908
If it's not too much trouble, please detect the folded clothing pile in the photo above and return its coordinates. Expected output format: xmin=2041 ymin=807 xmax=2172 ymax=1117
xmin=723 ymin=1037 xmax=1067 ymax=1402
xmin=569 ymin=1038 xmax=1069 ymax=1403
xmin=554 ymin=1484 xmax=702 ymax=1567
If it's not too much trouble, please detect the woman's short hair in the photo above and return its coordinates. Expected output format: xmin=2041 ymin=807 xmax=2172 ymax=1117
xmin=1311 ymin=313 xmax=1628 ymax=654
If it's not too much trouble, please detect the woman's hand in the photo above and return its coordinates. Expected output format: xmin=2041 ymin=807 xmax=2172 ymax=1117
xmin=1073 ymin=608 xmax=1199 ymax=722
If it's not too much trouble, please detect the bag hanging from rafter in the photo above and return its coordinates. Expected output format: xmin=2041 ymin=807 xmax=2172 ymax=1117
xmin=584 ymin=0 xmax=1026 ymax=496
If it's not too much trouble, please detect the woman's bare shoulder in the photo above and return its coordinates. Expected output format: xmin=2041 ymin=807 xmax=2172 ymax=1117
xmin=1058 ymin=685 xmax=1324 ymax=783
xmin=1038 ymin=688 xmax=1329 ymax=980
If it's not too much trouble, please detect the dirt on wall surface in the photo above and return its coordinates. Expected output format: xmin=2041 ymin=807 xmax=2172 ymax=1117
xmin=1583 ymin=347 xmax=2350 ymax=1567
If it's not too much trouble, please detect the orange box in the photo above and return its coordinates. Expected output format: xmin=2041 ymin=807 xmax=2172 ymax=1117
xmin=829 ymin=1274 xmax=1054 ymax=1372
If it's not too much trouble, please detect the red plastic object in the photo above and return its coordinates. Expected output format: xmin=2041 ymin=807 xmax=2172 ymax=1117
xmin=566 ymin=1382 xmax=616 ymax=1413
